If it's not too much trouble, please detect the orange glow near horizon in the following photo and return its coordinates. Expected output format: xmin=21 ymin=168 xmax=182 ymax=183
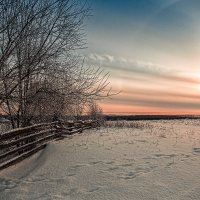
xmin=100 ymin=102 xmax=200 ymax=115
xmin=99 ymin=75 xmax=200 ymax=115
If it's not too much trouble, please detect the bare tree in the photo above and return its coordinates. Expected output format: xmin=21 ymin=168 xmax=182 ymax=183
xmin=0 ymin=0 xmax=112 ymax=128
xmin=88 ymin=100 xmax=103 ymax=121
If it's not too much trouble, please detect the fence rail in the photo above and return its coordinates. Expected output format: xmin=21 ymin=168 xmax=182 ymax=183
xmin=0 ymin=120 xmax=98 ymax=170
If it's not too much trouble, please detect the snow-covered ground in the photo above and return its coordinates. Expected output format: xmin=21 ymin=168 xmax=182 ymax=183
xmin=0 ymin=119 xmax=200 ymax=200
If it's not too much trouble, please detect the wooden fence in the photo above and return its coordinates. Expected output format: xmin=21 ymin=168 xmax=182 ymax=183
xmin=0 ymin=120 xmax=98 ymax=170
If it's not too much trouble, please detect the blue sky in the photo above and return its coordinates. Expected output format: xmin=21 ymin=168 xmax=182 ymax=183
xmin=83 ymin=0 xmax=200 ymax=114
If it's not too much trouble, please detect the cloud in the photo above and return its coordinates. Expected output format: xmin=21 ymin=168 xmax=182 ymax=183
xmin=89 ymin=53 xmax=114 ymax=63
xmin=86 ymin=53 xmax=200 ymax=85
xmin=88 ymin=53 xmax=168 ymax=73
xmin=123 ymin=88 xmax=200 ymax=101
xmin=112 ymin=95 xmax=200 ymax=110
xmin=89 ymin=53 xmax=105 ymax=62
xmin=104 ymin=54 xmax=114 ymax=62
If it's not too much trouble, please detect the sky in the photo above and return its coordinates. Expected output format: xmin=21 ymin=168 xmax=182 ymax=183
xmin=83 ymin=0 xmax=200 ymax=115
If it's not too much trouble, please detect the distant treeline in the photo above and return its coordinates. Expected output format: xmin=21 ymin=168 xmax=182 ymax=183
xmin=103 ymin=115 xmax=200 ymax=121
xmin=1 ymin=114 xmax=200 ymax=123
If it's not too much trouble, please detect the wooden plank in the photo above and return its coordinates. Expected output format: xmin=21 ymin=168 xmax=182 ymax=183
xmin=0 ymin=133 xmax=59 ymax=161
xmin=61 ymin=126 xmax=75 ymax=131
xmin=0 ymin=144 xmax=46 ymax=170
xmin=63 ymin=121 xmax=74 ymax=126
xmin=0 ymin=122 xmax=58 ymax=141
xmin=82 ymin=126 xmax=92 ymax=130
xmin=0 ymin=127 xmax=36 ymax=141
xmin=61 ymin=128 xmax=83 ymax=136
xmin=0 ymin=128 xmax=57 ymax=149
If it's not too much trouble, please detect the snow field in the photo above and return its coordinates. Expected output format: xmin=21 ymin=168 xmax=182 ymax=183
xmin=0 ymin=119 xmax=200 ymax=200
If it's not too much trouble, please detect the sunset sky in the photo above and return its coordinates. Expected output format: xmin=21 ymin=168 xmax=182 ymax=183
xmin=84 ymin=0 xmax=200 ymax=115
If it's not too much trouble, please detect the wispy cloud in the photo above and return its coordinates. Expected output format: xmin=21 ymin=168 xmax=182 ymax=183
xmin=86 ymin=53 xmax=200 ymax=85
xmin=88 ymin=53 xmax=169 ymax=74
xmin=112 ymin=95 xmax=200 ymax=110
xmin=88 ymin=53 xmax=114 ymax=63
